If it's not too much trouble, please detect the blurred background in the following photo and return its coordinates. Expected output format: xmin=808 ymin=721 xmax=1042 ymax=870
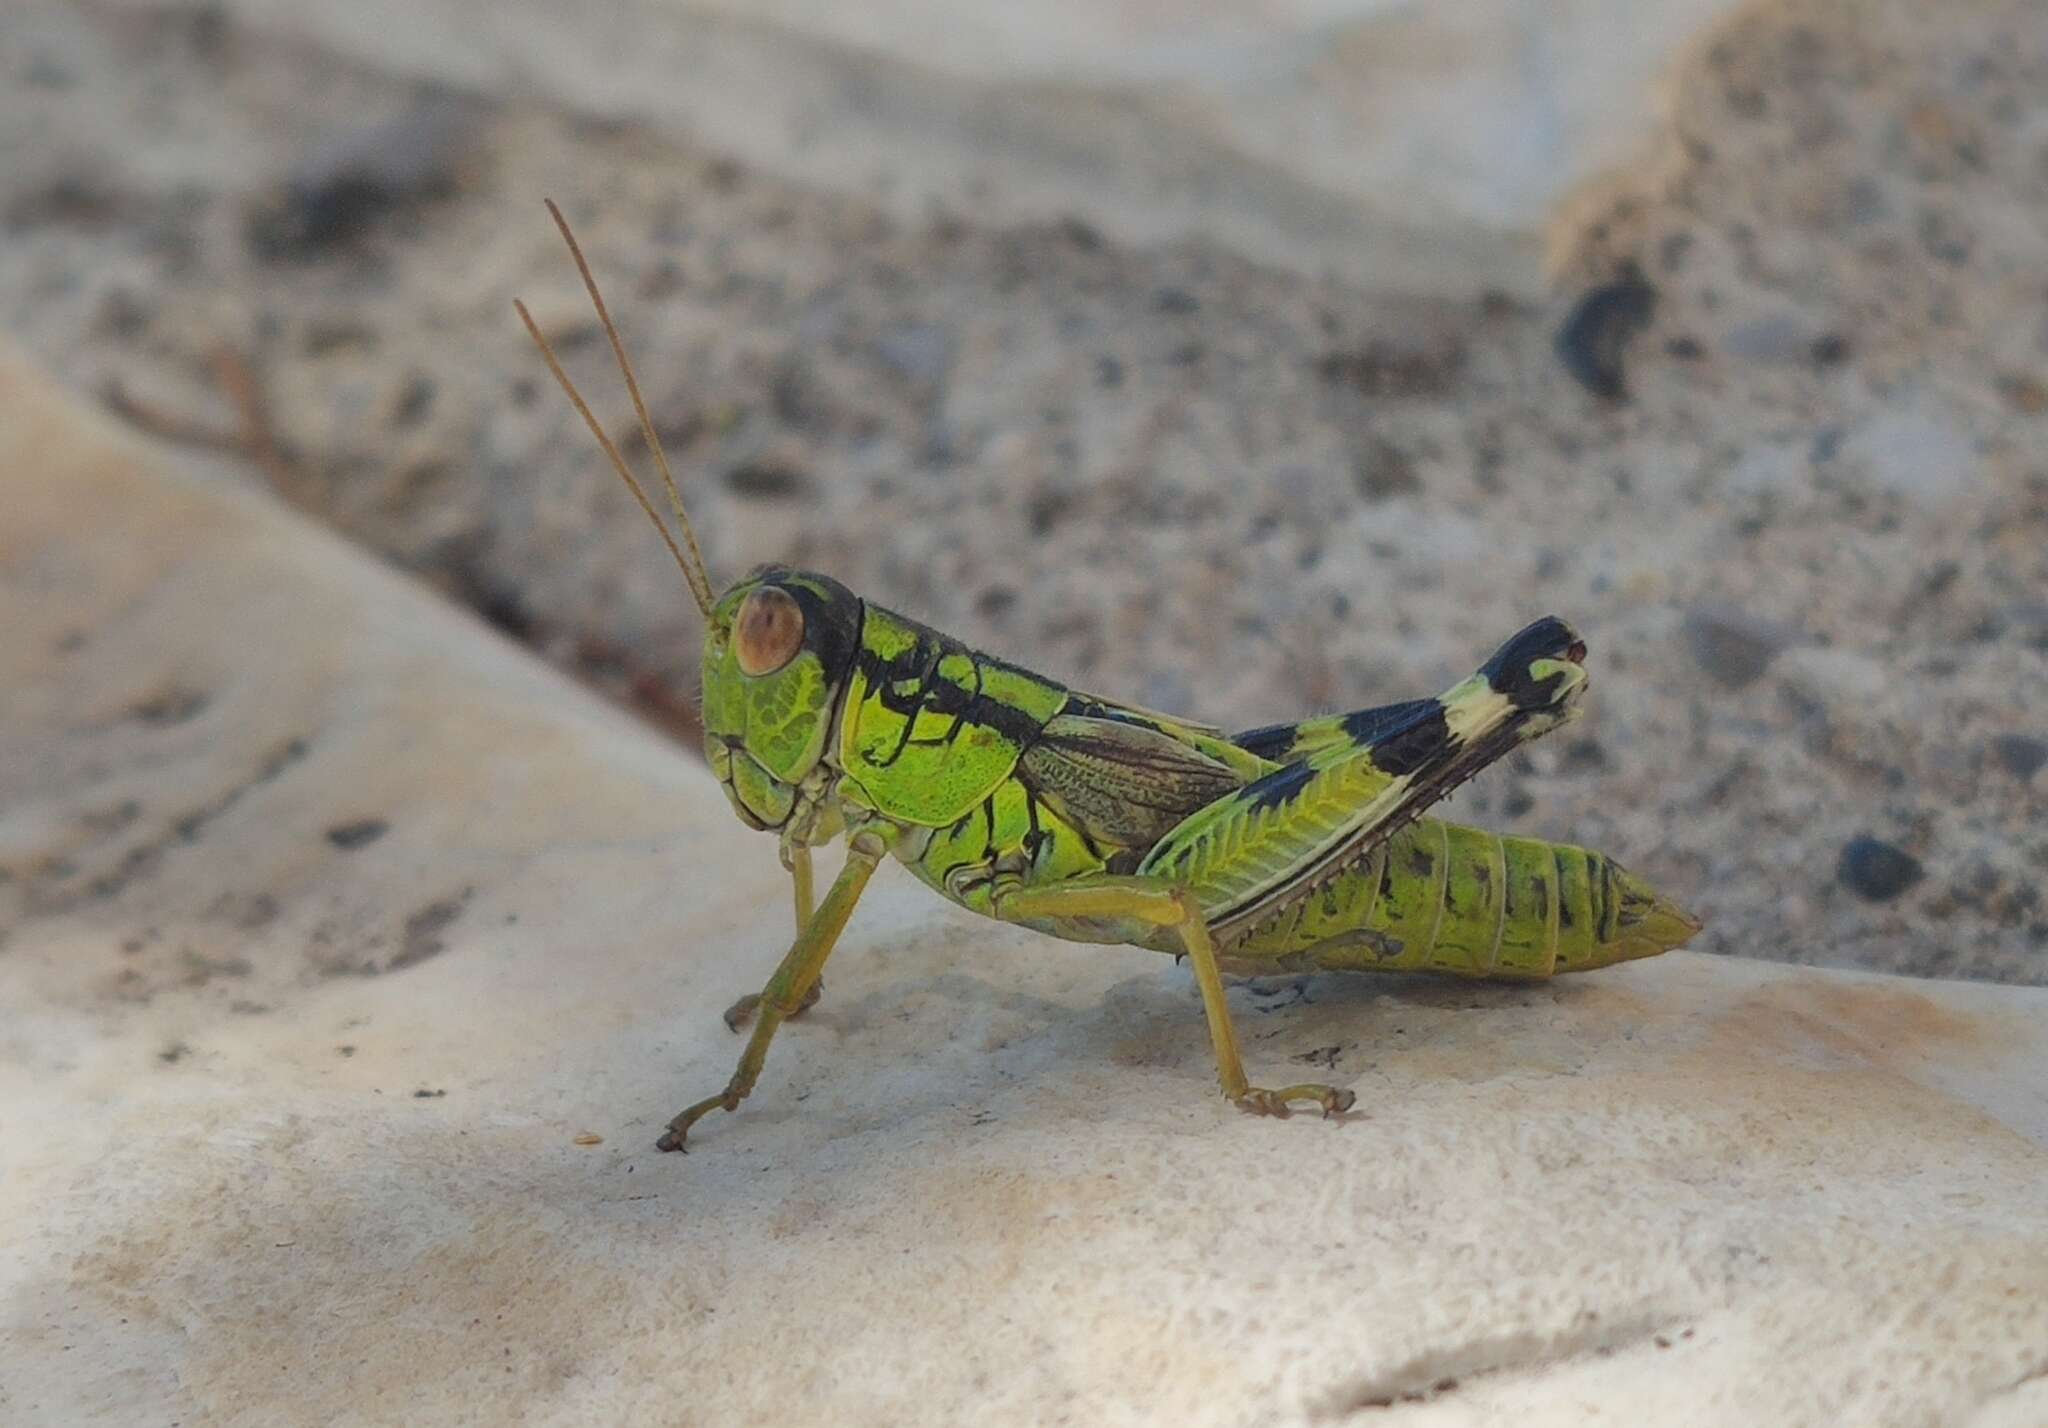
xmin=4 ymin=0 xmax=2043 ymax=983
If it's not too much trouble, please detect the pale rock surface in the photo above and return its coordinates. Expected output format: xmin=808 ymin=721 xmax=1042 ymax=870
xmin=4 ymin=349 xmax=2048 ymax=1425
xmin=98 ymin=0 xmax=1742 ymax=296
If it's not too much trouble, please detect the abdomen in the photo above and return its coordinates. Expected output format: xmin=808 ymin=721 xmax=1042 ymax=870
xmin=1213 ymin=817 xmax=1700 ymax=978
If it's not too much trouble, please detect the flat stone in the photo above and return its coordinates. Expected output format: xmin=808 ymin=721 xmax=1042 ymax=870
xmin=4 ymin=344 xmax=2047 ymax=1425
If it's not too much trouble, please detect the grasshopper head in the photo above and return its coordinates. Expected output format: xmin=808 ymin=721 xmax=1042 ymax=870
xmin=700 ymin=567 xmax=863 ymax=830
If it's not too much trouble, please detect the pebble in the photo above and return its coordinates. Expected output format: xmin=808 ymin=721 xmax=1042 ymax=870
xmin=874 ymin=324 xmax=953 ymax=385
xmin=326 ymin=818 xmax=390 ymax=850
xmin=1990 ymin=734 xmax=2046 ymax=781
xmin=1683 ymin=603 xmax=1795 ymax=689
xmin=1716 ymin=312 xmax=1846 ymax=367
xmin=1839 ymin=409 xmax=1975 ymax=506
xmin=1837 ymin=836 xmax=1924 ymax=902
xmin=1554 ymin=267 xmax=1657 ymax=400
xmin=1774 ymin=646 xmax=1890 ymax=715
xmin=1721 ymin=313 xmax=1813 ymax=364
xmin=246 ymin=94 xmax=472 ymax=257
xmin=1722 ymin=442 xmax=1805 ymax=496
xmin=1351 ymin=438 xmax=1420 ymax=502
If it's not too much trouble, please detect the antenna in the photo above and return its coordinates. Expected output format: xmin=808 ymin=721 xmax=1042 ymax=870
xmin=514 ymin=199 xmax=716 ymax=617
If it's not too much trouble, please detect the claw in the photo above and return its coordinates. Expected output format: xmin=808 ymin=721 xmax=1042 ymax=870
xmin=657 ymin=1089 xmax=737 ymax=1152
xmin=1234 ymin=1083 xmax=1354 ymax=1119
xmin=1234 ymin=1089 xmax=1292 ymax=1119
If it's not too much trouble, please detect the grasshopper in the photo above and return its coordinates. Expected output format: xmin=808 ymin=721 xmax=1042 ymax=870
xmin=515 ymin=202 xmax=1701 ymax=1151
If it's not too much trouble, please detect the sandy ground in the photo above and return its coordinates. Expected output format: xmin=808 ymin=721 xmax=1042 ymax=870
xmin=2 ymin=0 xmax=2043 ymax=983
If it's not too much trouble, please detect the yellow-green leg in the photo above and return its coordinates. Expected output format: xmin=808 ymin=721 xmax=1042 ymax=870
xmin=995 ymin=876 xmax=1356 ymax=1118
xmin=659 ymin=834 xmax=883 ymax=1151
xmin=723 ymin=844 xmax=823 ymax=1031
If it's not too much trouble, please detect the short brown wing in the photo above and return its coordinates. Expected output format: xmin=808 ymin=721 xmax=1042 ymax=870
xmin=1019 ymin=712 xmax=1247 ymax=850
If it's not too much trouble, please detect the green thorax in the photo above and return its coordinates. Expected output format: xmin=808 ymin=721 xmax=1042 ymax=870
xmin=833 ymin=605 xmax=1070 ymax=825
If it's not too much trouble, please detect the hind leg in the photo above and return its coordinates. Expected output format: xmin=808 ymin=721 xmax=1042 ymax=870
xmin=995 ymin=876 xmax=1355 ymax=1117
xmin=1229 ymin=617 xmax=1590 ymax=766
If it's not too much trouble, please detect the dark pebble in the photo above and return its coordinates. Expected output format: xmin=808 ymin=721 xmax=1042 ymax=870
xmin=246 ymin=95 xmax=471 ymax=258
xmin=1990 ymin=734 xmax=2047 ymax=781
xmin=724 ymin=459 xmax=810 ymax=500
xmin=1351 ymin=438 xmax=1420 ymax=501
xmin=1555 ymin=265 xmax=1658 ymax=400
xmin=327 ymin=818 xmax=391 ymax=850
xmin=873 ymin=324 xmax=953 ymax=385
xmin=1809 ymin=333 xmax=1852 ymax=367
xmin=1683 ymin=603 xmax=1793 ymax=688
xmin=1559 ymin=738 xmax=1609 ymax=773
xmin=1838 ymin=836 xmax=1924 ymax=902
xmin=1057 ymin=217 xmax=1103 ymax=250
xmin=392 ymin=374 xmax=435 ymax=428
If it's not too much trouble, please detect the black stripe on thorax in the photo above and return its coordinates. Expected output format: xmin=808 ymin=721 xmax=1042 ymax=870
xmin=856 ymin=625 xmax=1058 ymax=751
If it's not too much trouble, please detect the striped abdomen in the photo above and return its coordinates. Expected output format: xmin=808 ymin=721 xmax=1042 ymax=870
xmin=1212 ymin=817 xmax=1699 ymax=978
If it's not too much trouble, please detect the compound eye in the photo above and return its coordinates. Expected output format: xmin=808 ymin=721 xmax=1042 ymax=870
xmin=733 ymin=586 xmax=805 ymax=676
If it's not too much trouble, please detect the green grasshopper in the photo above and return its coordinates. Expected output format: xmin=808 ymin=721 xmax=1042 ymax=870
xmin=515 ymin=202 xmax=1701 ymax=1151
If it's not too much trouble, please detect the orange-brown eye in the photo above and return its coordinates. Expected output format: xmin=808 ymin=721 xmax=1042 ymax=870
xmin=733 ymin=586 xmax=805 ymax=676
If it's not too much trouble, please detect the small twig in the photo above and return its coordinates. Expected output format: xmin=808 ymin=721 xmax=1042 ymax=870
xmin=103 ymin=377 xmax=242 ymax=453
xmin=208 ymin=344 xmax=296 ymax=487
xmin=102 ymin=345 xmax=299 ymax=490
